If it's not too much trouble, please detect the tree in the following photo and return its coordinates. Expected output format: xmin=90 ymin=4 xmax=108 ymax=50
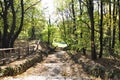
xmin=118 ymin=0 xmax=120 ymax=42
xmin=48 ymin=16 xmax=51 ymax=45
xmin=71 ymin=0 xmax=76 ymax=34
xmin=54 ymin=0 xmax=120 ymax=59
xmin=86 ymin=0 xmax=97 ymax=60
xmin=0 ymin=0 xmax=41 ymax=48
xmin=108 ymin=0 xmax=112 ymax=53
xmin=0 ymin=0 xmax=24 ymax=48
xmin=78 ymin=0 xmax=82 ymax=15
xmin=111 ymin=0 xmax=117 ymax=53
xmin=99 ymin=0 xmax=103 ymax=58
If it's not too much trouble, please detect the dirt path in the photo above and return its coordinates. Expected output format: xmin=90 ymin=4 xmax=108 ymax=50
xmin=1 ymin=51 xmax=92 ymax=80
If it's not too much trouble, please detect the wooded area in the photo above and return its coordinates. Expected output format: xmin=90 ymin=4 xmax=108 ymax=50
xmin=0 ymin=0 xmax=120 ymax=80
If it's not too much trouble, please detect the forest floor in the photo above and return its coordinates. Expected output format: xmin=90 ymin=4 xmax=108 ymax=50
xmin=0 ymin=40 xmax=120 ymax=80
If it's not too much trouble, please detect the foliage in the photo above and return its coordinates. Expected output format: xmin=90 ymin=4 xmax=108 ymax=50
xmin=106 ymin=69 xmax=120 ymax=79
xmin=3 ymin=67 xmax=15 ymax=76
xmin=90 ymin=65 xmax=105 ymax=78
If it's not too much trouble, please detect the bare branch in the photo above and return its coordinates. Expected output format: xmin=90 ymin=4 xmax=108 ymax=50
xmin=78 ymin=19 xmax=90 ymax=29
xmin=78 ymin=19 xmax=100 ymax=33
xmin=24 ymin=0 xmax=41 ymax=13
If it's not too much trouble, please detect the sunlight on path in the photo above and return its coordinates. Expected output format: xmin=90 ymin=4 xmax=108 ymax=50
xmin=2 ymin=51 xmax=89 ymax=80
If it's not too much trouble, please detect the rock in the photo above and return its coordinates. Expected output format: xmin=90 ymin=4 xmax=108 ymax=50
xmin=52 ymin=68 xmax=60 ymax=75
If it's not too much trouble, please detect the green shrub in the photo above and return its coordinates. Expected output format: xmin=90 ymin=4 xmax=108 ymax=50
xmin=0 ymin=67 xmax=4 ymax=76
xmin=90 ymin=65 xmax=105 ymax=78
xmin=106 ymin=69 xmax=120 ymax=79
xmin=4 ymin=67 xmax=15 ymax=76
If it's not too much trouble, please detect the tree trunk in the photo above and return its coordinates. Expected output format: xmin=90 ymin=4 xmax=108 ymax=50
xmin=99 ymin=0 xmax=103 ymax=58
xmin=78 ymin=0 xmax=82 ymax=15
xmin=112 ymin=0 xmax=117 ymax=52
xmin=30 ymin=26 xmax=35 ymax=40
xmin=8 ymin=0 xmax=16 ymax=47
xmin=118 ymin=0 xmax=120 ymax=42
xmin=12 ymin=0 xmax=24 ymax=47
xmin=71 ymin=0 xmax=76 ymax=34
xmin=48 ymin=17 xmax=51 ymax=45
xmin=2 ymin=0 xmax=10 ymax=48
xmin=61 ymin=12 xmax=66 ymax=41
xmin=108 ymin=1 xmax=112 ymax=53
xmin=87 ymin=0 xmax=97 ymax=60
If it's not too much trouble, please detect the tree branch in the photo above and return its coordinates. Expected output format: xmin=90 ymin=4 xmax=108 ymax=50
xmin=78 ymin=19 xmax=100 ymax=33
xmin=13 ymin=0 xmax=24 ymax=41
xmin=81 ymin=0 xmax=87 ymax=6
xmin=24 ymin=0 xmax=41 ymax=13
xmin=9 ymin=0 xmax=16 ymax=39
